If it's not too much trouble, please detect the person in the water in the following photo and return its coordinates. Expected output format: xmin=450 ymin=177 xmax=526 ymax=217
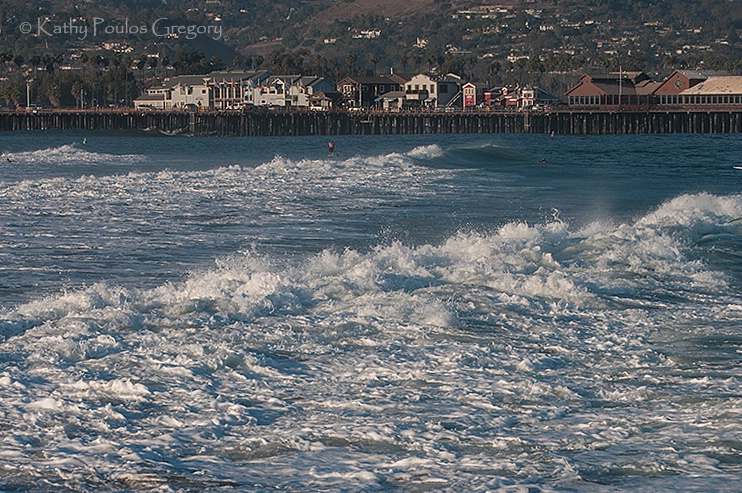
xmin=328 ymin=141 xmax=335 ymax=156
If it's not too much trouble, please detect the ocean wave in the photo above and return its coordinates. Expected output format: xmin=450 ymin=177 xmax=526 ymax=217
xmin=1 ymin=143 xmax=146 ymax=166
xmin=4 ymin=192 xmax=736 ymax=339
xmin=1 ymin=193 xmax=741 ymax=492
xmin=406 ymin=144 xmax=444 ymax=160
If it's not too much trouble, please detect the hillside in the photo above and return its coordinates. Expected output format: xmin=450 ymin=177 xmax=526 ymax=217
xmin=0 ymin=0 xmax=740 ymax=108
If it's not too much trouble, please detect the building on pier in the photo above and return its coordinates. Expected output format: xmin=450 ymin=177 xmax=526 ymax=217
xmin=566 ymin=70 xmax=742 ymax=109
xmin=565 ymin=72 xmax=658 ymax=108
xmin=679 ymin=76 xmax=742 ymax=107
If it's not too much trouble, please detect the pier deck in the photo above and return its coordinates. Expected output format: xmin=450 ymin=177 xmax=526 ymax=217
xmin=2 ymin=108 xmax=741 ymax=135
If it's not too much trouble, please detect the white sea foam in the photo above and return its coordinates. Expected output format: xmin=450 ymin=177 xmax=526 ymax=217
xmin=2 ymin=144 xmax=146 ymax=166
xmin=406 ymin=144 xmax=444 ymax=159
xmin=1 ymin=135 xmax=741 ymax=492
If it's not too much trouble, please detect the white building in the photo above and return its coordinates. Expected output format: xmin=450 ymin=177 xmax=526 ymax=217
xmin=404 ymin=73 xmax=463 ymax=107
xmin=170 ymin=75 xmax=211 ymax=109
xmin=254 ymin=75 xmax=334 ymax=107
xmin=208 ymin=70 xmax=270 ymax=109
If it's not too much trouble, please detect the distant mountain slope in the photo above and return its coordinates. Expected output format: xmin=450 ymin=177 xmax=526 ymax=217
xmin=0 ymin=0 xmax=739 ymax=78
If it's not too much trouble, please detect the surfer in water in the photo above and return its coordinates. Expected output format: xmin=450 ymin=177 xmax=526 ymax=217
xmin=328 ymin=140 xmax=335 ymax=157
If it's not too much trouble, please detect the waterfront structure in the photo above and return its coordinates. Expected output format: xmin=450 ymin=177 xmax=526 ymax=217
xmin=168 ymin=75 xmax=212 ymax=109
xmin=654 ymin=70 xmax=742 ymax=107
xmin=680 ymin=76 xmax=742 ymax=107
xmin=567 ymin=70 xmax=742 ymax=109
xmin=653 ymin=70 xmax=710 ymax=105
xmin=5 ymin=107 xmax=740 ymax=136
xmin=134 ymin=74 xmax=211 ymax=110
xmin=134 ymin=71 xmax=329 ymax=110
xmin=254 ymin=75 xmax=333 ymax=108
xmin=309 ymin=91 xmax=343 ymax=111
xmin=463 ymin=82 xmax=488 ymax=108
xmin=520 ymin=86 xmax=563 ymax=109
xmin=403 ymin=73 xmax=463 ymax=108
xmin=376 ymin=91 xmax=409 ymax=111
xmin=133 ymin=92 xmax=167 ymax=110
xmin=481 ymin=85 xmax=561 ymax=109
xmin=210 ymin=70 xmax=270 ymax=109
xmin=337 ymin=76 xmax=401 ymax=108
xmin=565 ymin=72 xmax=658 ymax=107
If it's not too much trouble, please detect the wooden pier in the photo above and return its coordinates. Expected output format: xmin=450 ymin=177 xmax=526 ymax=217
xmin=1 ymin=108 xmax=741 ymax=136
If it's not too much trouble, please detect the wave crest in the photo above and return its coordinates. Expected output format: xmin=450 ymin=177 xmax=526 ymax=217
xmin=3 ymin=144 xmax=146 ymax=166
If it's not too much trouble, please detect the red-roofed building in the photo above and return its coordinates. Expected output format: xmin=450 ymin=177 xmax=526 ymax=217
xmin=565 ymin=72 xmax=657 ymax=108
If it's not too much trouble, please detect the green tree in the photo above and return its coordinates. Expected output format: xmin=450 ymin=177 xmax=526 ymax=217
xmin=4 ymin=83 xmax=21 ymax=107
xmin=370 ymin=53 xmax=381 ymax=75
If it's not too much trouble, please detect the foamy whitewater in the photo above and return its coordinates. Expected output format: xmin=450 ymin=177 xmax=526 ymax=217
xmin=1 ymin=133 xmax=741 ymax=492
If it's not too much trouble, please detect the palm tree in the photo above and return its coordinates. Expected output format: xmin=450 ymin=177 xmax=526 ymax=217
xmin=4 ymin=84 xmax=21 ymax=107
xmin=148 ymin=56 xmax=159 ymax=77
xmin=13 ymin=55 xmax=24 ymax=71
xmin=426 ymin=53 xmax=437 ymax=72
xmin=467 ymin=54 xmax=479 ymax=79
xmin=487 ymin=61 xmax=502 ymax=86
xmin=345 ymin=53 xmax=357 ymax=77
xmin=412 ymin=54 xmax=422 ymax=71
xmin=371 ymin=53 xmax=381 ymax=75
xmin=30 ymin=55 xmax=41 ymax=77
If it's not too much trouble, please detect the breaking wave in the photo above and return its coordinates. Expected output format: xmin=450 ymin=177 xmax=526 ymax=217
xmin=1 ymin=144 xmax=146 ymax=166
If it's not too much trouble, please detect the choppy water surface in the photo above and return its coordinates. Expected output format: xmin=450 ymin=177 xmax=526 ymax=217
xmin=1 ymin=132 xmax=741 ymax=492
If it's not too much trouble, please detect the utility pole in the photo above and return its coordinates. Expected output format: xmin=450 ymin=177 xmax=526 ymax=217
xmin=26 ymin=79 xmax=33 ymax=107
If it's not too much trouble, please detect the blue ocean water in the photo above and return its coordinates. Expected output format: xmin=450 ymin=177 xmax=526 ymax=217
xmin=0 ymin=132 xmax=741 ymax=492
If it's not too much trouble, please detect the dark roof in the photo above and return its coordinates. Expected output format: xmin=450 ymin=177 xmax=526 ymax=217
xmin=340 ymin=76 xmax=397 ymax=85
xmin=134 ymin=93 xmax=166 ymax=101
xmin=388 ymin=72 xmax=418 ymax=84
xmin=567 ymin=72 xmax=655 ymax=96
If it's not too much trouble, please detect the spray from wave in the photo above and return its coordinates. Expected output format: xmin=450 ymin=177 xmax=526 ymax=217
xmin=3 ymin=192 xmax=738 ymax=338
xmin=1 ymin=193 xmax=741 ymax=492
